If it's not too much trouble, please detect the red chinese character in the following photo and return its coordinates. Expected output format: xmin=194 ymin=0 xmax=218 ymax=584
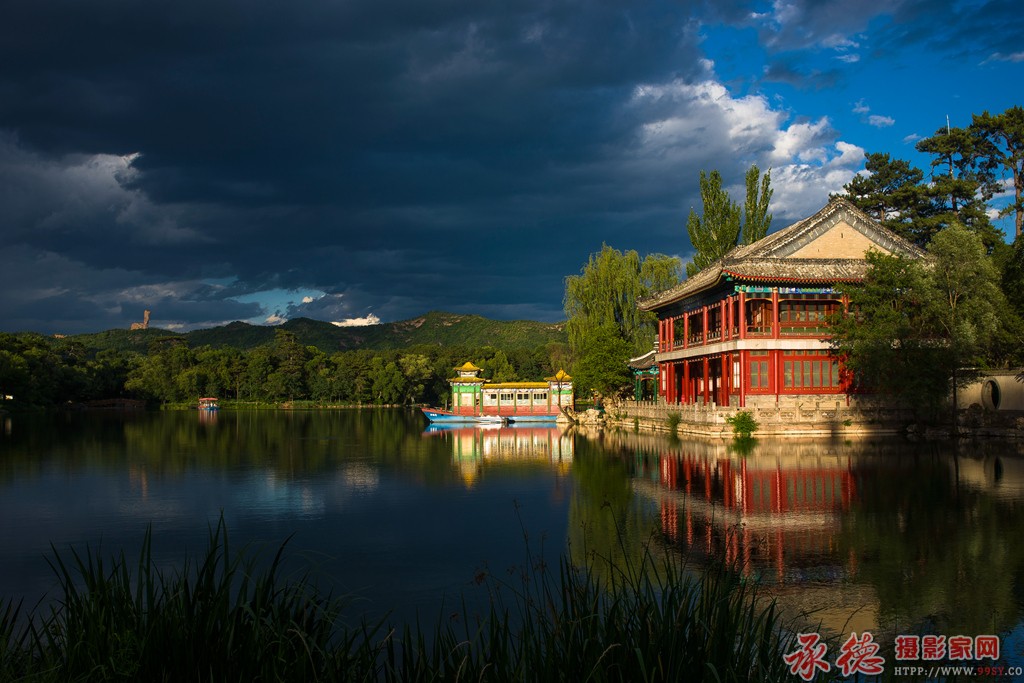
xmin=948 ymin=635 xmax=973 ymax=660
xmin=835 ymin=632 xmax=885 ymax=676
xmin=921 ymin=635 xmax=946 ymax=660
xmin=975 ymin=635 xmax=1000 ymax=660
xmin=783 ymin=633 xmax=832 ymax=681
xmin=895 ymin=635 xmax=920 ymax=661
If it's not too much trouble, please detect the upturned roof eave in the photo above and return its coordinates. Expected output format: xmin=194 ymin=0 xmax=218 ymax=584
xmin=637 ymin=267 xmax=725 ymax=311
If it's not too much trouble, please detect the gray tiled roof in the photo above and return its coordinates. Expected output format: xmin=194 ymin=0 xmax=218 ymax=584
xmin=638 ymin=197 xmax=926 ymax=311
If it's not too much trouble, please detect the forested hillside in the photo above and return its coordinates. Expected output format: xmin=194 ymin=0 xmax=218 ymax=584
xmin=60 ymin=311 xmax=566 ymax=354
xmin=0 ymin=313 xmax=569 ymax=410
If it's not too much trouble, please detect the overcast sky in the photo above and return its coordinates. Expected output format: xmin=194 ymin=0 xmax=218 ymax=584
xmin=1 ymin=0 xmax=1021 ymax=334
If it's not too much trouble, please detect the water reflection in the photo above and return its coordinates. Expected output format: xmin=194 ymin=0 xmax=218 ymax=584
xmin=422 ymin=424 xmax=574 ymax=487
xmin=590 ymin=431 xmax=1024 ymax=643
xmin=3 ymin=410 xmax=1024 ymax=657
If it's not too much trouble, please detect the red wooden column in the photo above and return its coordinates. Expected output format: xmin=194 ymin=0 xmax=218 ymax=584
xmin=720 ymin=299 xmax=727 ymax=342
xmin=658 ymin=319 xmax=665 ymax=351
xmin=702 ymin=306 xmax=708 ymax=345
xmin=739 ymin=349 xmax=747 ymax=408
xmin=725 ymin=296 xmax=733 ymax=340
xmin=702 ymin=356 xmax=710 ymax=404
xmin=682 ymin=361 xmax=690 ymax=404
xmin=683 ymin=313 xmax=689 ymax=349
xmin=667 ymin=362 xmax=676 ymax=403
xmin=774 ymin=349 xmax=782 ymax=403
xmin=668 ymin=316 xmax=675 ymax=351
xmin=738 ymin=290 xmax=747 ymax=340
xmin=771 ymin=288 xmax=780 ymax=340
xmin=721 ymin=353 xmax=730 ymax=406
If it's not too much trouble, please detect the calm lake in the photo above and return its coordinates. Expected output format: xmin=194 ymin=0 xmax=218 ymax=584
xmin=2 ymin=408 xmax=1023 ymax=662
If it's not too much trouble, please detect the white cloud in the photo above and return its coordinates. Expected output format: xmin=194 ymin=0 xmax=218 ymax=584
xmin=333 ymin=313 xmax=381 ymax=327
xmin=984 ymin=51 xmax=1024 ymax=63
xmin=821 ymin=34 xmax=859 ymax=50
xmin=265 ymin=314 xmax=286 ymax=325
xmin=770 ymin=119 xmax=834 ymax=164
xmin=628 ymin=76 xmax=865 ymax=222
xmin=850 ymin=101 xmax=895 ymax=128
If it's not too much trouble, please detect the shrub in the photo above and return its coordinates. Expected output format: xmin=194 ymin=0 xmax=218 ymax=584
xmin=727 ymin=410 xmax=759 ymax=438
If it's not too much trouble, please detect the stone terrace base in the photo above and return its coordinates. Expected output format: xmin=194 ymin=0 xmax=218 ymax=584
xmin=606 ymin=396 xmax=916 ymax=438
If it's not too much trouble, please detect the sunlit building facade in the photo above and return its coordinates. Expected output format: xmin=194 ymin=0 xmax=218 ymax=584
xmin=638 ymin=198 xmax=925 ymax=407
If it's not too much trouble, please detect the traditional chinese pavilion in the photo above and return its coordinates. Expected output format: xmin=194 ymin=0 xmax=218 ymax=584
xmin=637 ymin=198 xmax=925 ymax=407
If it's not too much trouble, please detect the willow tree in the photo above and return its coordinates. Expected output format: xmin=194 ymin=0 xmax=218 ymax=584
xmin=564 ymin=244 xmax=680 ymax=363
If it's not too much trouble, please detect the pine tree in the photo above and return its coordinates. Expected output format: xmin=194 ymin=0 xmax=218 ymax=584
xmin=970 ymin=106 xmax=1024 ymax=240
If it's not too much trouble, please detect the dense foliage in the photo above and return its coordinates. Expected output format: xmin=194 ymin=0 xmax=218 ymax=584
xmin=0 ymin=328 xmax=570 ymax=410
xmin=828 ymin=106 xmax=1024 ymax=415
xmin=839 ymin=105 xmax=1024 ymax=250
xmin=563 ymin=245 xmax=680 ymax=395
xmin=686 ymin=164 xmax=773 ymax=276
xmin=829 ymin=223 xmax=1020 ymax=417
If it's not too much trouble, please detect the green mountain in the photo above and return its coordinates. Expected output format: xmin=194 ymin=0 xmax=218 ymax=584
xmin=59 ymin=312 xmax=567 ymax=354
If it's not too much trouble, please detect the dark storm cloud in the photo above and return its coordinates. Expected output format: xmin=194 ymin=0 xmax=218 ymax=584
xmin=0 ymin=0 xmax=724 ymax=333
xmin=5 ymin=0 xmax=1000 ymax=334
xmin=762 ymin=59 xmax=841 ymax=90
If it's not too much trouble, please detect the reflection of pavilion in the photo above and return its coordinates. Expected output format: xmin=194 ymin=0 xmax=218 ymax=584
xmin=423 ymin=425 xmax=574 ymax=487
xmin=635 ymin=450 xmax=856 ymax=580
xmin=630 ymin=447 xmax=876 ymax=633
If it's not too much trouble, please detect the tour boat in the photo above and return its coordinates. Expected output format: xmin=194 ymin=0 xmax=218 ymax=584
xmin=421 ymin=362 xmax=573 ymax=424
xmin=198 ymin=397 xmax=220 ymax=411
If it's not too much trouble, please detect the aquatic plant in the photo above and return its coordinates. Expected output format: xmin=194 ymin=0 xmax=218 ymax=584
xmin=0 ymin=520 xmax=818 ymax=682
xmin=666 ymin=411 xmax=682 ymax=436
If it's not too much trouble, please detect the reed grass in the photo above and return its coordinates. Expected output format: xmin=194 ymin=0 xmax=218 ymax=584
xmin=0 ymin=520 xmax=821 ymax=682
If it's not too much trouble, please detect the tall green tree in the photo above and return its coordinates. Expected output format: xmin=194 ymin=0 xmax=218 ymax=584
xmin=840 ymin=152 xmax=930 ymax=244
xmin=916 ymin=124 xmax=1002 ymax=250
xmin=830 ymin=223 xmax=1011 ymax=417
xmin=970 ymin=106 xmax=1024 ymax=240
xmin=742 ymin=164 xmax=773 ymax=245
xmin=564 ymin=245 xmax=680 ymax=359
xmin=686 ymin=170 xmax=741 ymax=276
xmin=570 ymin=323 xmax=633 ymax=397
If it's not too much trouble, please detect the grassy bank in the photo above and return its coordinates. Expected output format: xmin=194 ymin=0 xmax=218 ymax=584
xmin=1 ymin=521 xmax=818 ymax=682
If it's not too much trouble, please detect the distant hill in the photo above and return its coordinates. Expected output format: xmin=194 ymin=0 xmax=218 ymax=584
xmin=59 ymin=312 xmax=567 ymax=354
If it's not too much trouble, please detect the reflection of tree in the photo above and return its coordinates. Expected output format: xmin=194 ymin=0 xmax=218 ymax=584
xmin=836 ymin=444 xmax=1024 ymax=636
xmin=592 ymin=430 xmax=1024 ymax=640
xmin=566 ymin=437 xmax=659 ymax=577
xmin=0 ymin=410 xmax=457 ymax=487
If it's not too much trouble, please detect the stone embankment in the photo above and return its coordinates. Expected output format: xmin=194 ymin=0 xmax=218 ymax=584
xmin=569 ymin=398 xmax=1024 ymax=439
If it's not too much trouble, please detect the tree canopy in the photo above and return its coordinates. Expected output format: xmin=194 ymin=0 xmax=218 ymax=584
xmin=829 ymin=222 xmax=1018 ymax=416
xmin=686 ymin=165 xmax=773 ymax=276
xmin=563 ymin=245 xmax=680 ymax=396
